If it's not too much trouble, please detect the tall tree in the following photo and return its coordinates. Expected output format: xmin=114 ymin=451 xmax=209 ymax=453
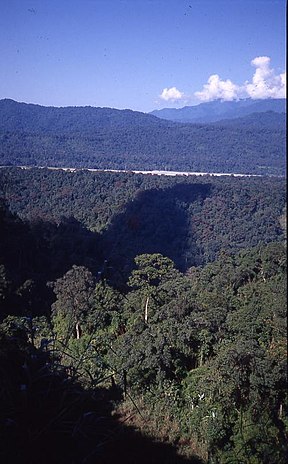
xmin=128 ymin=253 xmax=177 ymax=323
xmin=51 ymin=265 xmax=94 ymax=341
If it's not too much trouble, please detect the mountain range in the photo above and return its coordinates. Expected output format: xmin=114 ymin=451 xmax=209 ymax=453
xmin=150 ymin=98 xmax=286 ymax=124
xmin=0 ymin=98 xmax=286 ymax=176
xmin=0 ymin=98 xmax=164 ymax=133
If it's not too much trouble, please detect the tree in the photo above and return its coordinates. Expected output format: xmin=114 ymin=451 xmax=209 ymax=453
xmin=51 ymin=265 xmax=94 ymax=341
xmin=128 ymin=253 xmax=177 ymax=323
xmin=87 ymin=280 xmax=123 ymax=334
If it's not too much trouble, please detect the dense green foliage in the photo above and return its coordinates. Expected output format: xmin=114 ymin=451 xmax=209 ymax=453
xmin=0 ymin=99 xmax=285 ymax=175
xmin=213 ymin=111 xmax=286 ymax=130
xmin=0 ymin=168 xmax=285 ymax=274
xmin=0 ymin=167 xmax=286 ymax=463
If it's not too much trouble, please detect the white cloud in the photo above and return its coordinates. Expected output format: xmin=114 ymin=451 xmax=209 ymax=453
xmin=194 ymin=74 xmax=240 ymax=102
xmin=194 ymin=56 xmax=286 ymax=102
xmin=160 ymin=86 xmax=184 ymax=102
xmin=244 ymin=56 xmax=286 ymax=99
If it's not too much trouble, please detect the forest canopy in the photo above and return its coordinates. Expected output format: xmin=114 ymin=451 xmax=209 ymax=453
xmin=0 ymin=167 xmax=286 ymax=463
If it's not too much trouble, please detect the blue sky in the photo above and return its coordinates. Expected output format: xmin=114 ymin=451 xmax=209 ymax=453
xmin=0 ymin=0 xmax=286 ymax=112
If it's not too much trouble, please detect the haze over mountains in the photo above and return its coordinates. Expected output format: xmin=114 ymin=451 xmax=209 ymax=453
xmin=150 ymin=98 xmax=286 ymax=124
xmin=0 ymin=98 xmax=286 ymax=176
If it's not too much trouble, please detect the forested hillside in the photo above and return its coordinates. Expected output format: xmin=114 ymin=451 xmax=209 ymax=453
xmin=0 ymin=0 xmax=286 ymax=459
xmin=0 ymin=99 xmax=286 ymax=175
xmin=0 ymin=167 xmax=285 ymax=278
xmin=0 ymin=98 xmax=164 ymax=132
xmin=213 ymin=111 xmax=286 ymax=130
xmin=0 ymin=167 xmax=287 ymax=463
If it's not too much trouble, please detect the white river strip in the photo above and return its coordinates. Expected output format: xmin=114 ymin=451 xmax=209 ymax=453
xmin=0 ymin=166 xmax=267 ymax=177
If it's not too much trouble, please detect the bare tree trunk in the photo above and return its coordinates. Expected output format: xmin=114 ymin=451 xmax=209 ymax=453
xmin=75 ymin=321 xmax=81 ymax=339
xmin=144 ymin=295 xmax=149 ymax=324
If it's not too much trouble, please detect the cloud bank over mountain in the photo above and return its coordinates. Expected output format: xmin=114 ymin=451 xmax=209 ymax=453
xmin=194 ymin=75 xmax=239 ymax=102
xmin=160 ymin=56 xmax=286 ymax=103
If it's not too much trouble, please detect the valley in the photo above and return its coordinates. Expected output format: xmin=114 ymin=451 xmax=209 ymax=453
xmin=0 ymin=98 xmax=286 ymax=176
xmin=0 ymin=98 xmax=286 ymax=464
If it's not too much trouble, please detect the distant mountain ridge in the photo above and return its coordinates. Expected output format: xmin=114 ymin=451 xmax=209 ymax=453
xmin=0 ymin=98 xmax=167 ymax=133
xmin=0 ymin=99 xmax=286 ymax=176
xmin=0 ymin=98 xmax=285 ymax=132
xmin=150 ymin=98 xmax=286 ymax=124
